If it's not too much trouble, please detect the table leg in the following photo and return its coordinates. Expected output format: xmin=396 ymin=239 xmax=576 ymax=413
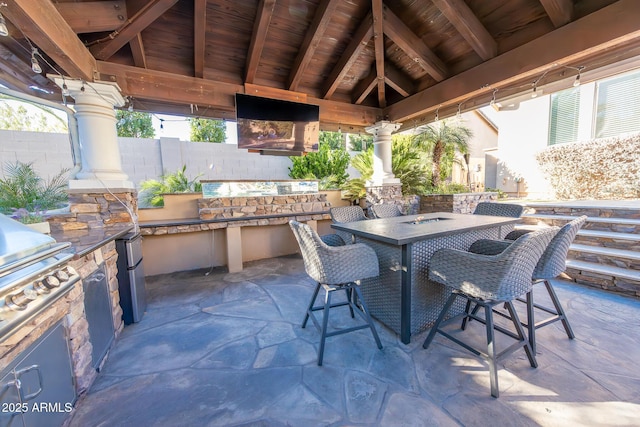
xmin=400 ymin=243 xmax=412 ymax=344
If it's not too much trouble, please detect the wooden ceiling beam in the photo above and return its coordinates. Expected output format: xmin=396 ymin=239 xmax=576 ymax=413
xmin=245 ymin=0 xmax=276 ymax=83
xmin=539 ymin=0 xmax=573 ymax=28
xmin=129 ymin=33 xmax=147 ymax=68
xmin=97 ymin=61 xmax=380 ymax=127
xmin=90 ymin=0 xmax=178 ymax=60
xmin=382 ymin=5 xmax=448 ymax=81
xmin=384 ymin=62 xmax=413 ymax=97
xmin=193 ymin=0 xmax=207 ymax=78
xmin=372 ymin=0 xmax=386 ymax=108
xmin=54 ymin=1 xmax=127 ymax=33
xmin=2 ymin=0 xmax=97 ymax=81
xmin=431 ymin=0 xmax=497 ymax=60
xmin=287 ymin=0 xmax=340 ymax=91
xmin=322 ymin=12 xmax=373 ymax=99
xmin=385 ymin=0 xmax=640 ymax=123
xmin=352 ymin=67 xmax=377 ymax=104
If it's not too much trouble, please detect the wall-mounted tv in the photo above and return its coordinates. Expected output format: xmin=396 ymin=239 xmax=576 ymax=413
xmin=235 ymin=93 xmax=319 ymax=154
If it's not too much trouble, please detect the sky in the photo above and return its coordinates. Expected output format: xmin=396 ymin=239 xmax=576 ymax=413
xmin=151 ymin=114 xmax=238 ymax=143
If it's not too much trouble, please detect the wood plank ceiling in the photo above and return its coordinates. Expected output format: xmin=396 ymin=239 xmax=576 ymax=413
xmin=1 ymin=0 xmax=639 ymax=132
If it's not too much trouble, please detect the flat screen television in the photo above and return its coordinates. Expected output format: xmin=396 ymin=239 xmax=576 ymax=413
xmin=235 ymin=93 xmax=319 ymax=154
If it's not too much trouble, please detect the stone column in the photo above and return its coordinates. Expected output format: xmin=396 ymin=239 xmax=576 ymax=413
xmin=52 ymin=78 xmax=133 ymax=190
xmin=365 ymin=121 xmax=401 ymax=185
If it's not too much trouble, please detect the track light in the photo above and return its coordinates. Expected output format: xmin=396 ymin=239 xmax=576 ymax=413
xmin=0 ymin=12 xmax=8 ymax=37
xmin=30 ymin=49 xmax=42 ymax=74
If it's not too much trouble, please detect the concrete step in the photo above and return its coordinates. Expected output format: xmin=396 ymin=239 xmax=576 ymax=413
xmin=565 ymin=259 xmax=640 ymax=297
xmin=521 ymin=213 xmax=640 ymax=233
xmin=569 ymin=243 xmax=640 ymax=270
xmin=573 ymin=229 xmax=640 ymax=251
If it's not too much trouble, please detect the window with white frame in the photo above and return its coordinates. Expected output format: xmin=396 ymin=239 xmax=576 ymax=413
xmin=548 ymin=87 xmax=580 ymax=145
xmin=595 ymin=69 xmax=640 ymax=138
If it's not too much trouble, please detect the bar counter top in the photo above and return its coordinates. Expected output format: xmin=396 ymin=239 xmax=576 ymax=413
xmin=50 ymin=225 xmax=134 ymax=258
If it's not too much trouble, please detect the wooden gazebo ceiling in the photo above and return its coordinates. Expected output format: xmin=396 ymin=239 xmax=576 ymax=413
xmin=1 ymin=0 xmax=640 ymax=132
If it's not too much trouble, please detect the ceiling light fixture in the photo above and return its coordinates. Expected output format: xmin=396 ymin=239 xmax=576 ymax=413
xmin=0 ymin=12 xmax=8 ymax=37
xmin=30 ymin=48 xmax=42 ymax=74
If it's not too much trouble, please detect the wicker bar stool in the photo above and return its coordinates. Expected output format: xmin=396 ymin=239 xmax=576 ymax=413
xmin=468 ymin=216 xmax=587 ymax=353
xmin=329 ymin=206 xmax=368 ymax=245
xmin=370 ymin=204 xmax=403 ymax=219
xmin=422 ymin=227 xmax=557 ymax=397
xmin=289 ymin=220 xmax=382 ymax=365
xmin=473 ymin=202 xmax=524 ymax=238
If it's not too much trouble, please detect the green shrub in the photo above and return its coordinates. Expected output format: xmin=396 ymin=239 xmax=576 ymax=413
xmin=485 ymin=187 xmax=507 ymax=199
xmin=139 ymin=165 xmax=202 ymax=207
xmin=288 ymin=142 xmax=350 ymax=189
xmin=0 ymin=161 xmax=68 ymax=214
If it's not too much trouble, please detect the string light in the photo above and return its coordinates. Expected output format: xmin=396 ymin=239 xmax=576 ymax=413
xmin=160 ymin=119 xmax=164 ymax=129
xmin=531 ymin=82 xmax=538 ymax=98
xmin=128 ymin=97 xmax=134 ymax=112
xmin=434 ymin=106 xmax=440 ymax=123
xmin=456 ymin=103 xmax=462 ymax=120
xmin=490 ymin=89 xmax=497 ymax=106
xmin=573 ymin=66 xmax=584 ymax=87
xmin=30 ymin=48 xmax=42 ymax=74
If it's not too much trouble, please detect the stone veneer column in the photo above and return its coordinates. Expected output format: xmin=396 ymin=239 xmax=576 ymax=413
xmin=365 ymin=120 xmax=402 ymax=186
xmin=52 ymin=77 xmax=133 ymax=191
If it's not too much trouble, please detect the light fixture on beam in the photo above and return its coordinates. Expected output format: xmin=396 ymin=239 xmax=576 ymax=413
xmin=30 ymin=48 xmax=42 ymax=74
xmin=531 ymin=82 xmax=538 ymax=98
xmin=0 ymin=12 xmax=8 ymax=37
xmin=573 ymin=66 xmax=584 ymax=87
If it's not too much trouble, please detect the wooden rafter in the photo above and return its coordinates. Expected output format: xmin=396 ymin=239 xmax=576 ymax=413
xmin=372 ymin=0 xmax=386 ymax=108
xmin=382 ymin=5 xmax=448 ymax=81
xmin=90 ymin=0 xmax=178 ymax=60
xmin=194 ymin=0 xmax=207 ymax=78
xmin=245 ymin=0 xmax=276 ymax=83
xmin=287 ymin=0 xmax=340 ymax=91
xmin=385 ymin=0 xmax=640 ymax=123
xmin=54 ymin=1 xmax=127 ymax=33
xmin=322 ymin=12 xmax=373 ymax=99
xmin=384 ymin=62 xmax=413 ymax=97
xmin=539 ymin=0 xmax=573 ymax=28
xmin=129 ymin=33 xmax=147 ymax=68
xmin=352 ymin=67 xmax=377 ymax=104
xmin=431 ymin=0 xmax=497 ymax=61
xmin=2 ymin=0 xmax=96 ymax=81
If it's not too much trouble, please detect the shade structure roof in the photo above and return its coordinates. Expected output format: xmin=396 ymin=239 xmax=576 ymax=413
xmin=1 ymin=0 xmax=639 ymax=132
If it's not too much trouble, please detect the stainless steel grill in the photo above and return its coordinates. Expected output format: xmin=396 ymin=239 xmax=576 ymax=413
xmin=0 ymin=214 xmax=80 ymax=343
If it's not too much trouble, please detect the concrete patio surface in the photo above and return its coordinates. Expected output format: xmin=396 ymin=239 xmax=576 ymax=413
xmin=68 ymin=255 xmax=640 ymax=426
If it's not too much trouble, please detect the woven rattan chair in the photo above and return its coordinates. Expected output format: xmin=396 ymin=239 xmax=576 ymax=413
xmin=473 ymin=202 xmax=524 ymax=238
xmin=289 ymin=220 xmax=382 ymax=365
xmin=422 ymin=227 xmax=558 ymax=397
xmin=468 ymin=216 xmax=587 ymax=353
xmin=370 ymin=203 xmax=403 ymax=219
xmin=329 ymin=206 xmax=368 ymax=245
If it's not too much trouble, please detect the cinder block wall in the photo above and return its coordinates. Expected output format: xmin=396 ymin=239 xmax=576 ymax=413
xmin=0 ymin=131 xmax=293 ymax=186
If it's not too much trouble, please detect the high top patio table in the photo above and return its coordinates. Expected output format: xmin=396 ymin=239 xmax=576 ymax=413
xmin=332 ymin=212 xmax=520 ymax=344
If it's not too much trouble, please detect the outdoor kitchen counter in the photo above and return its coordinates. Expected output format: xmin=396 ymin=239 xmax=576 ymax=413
xmin=50 ymin=224 xmax=133 ymax=257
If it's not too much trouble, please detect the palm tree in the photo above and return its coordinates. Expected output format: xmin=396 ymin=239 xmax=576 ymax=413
xmin=414 ymin=120 xmax=473 ymax=189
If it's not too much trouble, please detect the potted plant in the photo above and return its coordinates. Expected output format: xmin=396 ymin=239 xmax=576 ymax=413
xmin=0 ymin=161 xmax=69 ymax=232
xmin=10 ymin=207 xmax=50 ymax=233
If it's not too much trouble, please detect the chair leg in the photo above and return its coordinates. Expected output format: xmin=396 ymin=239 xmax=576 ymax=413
xmin=461 ymin=299 xmax=472 ymax=330
xmin=345 ymin=288 xmax=355 ymax=318
xmin=526 ymin=291 xmax=536 ymax=354
xmin=423 ymin=292 xmax=459 ymax=349
xmin=505 ymin=301 xmax=537 ymax=369
xmin=544 ymin=280 xmax=575 ymax=339
xmin=302 ymin=282 xmax=322 ymax=328
xmin=318 ymin=289 xmax=332 ymax=366
xmin=484 ymin=302 xmax=499 ymax=398
xmin=353 ymin=286 xmax=382 ymax=349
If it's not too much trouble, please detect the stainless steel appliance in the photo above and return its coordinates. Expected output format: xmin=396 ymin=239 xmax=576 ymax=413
xmin=0 ymin=214 xmax=80 ymax=342
xmin=0 ymin=214 xmax=79 ymax=426
xmin=115 ymin=232 xmax=146 ymax=324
